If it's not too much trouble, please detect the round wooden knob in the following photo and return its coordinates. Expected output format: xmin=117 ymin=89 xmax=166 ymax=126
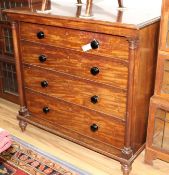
xmin=91 ymin=39 xmax=99 ymax=49
xmin=90 ymin=67 xmax=99 ymax=75
xmin=39 ymin=55 xmax=47 ymax=63
xmin=90 ymin=124 xmax=98 ymax=132
xmin=41 ymin=80 xmax=48 ymax=88
xmin=91 ymin=95 xmax=99 ymax=104
xmin=43 ymin=106 xmax=50 ymax=114
xmin=37 ymin=31 xmax=45 ymax=39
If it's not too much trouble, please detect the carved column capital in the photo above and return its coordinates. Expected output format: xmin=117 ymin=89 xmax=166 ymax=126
xmin=11 ymin=21 xmax=17 ymax=29
xmin=122 ymin=146 xmax=133 ymax=156
xmin=127 ymin=37 xmax=139 ymax=50
xmin=19 ymin=106 xmax=29 ymax=116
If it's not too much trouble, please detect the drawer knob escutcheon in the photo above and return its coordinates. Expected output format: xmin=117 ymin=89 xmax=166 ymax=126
xmin=90 ymin=124 xmax=99 ymax=132
xmin=91 ymin=39 xmax=99 ymax=49
xmin=90 ymin=67 xmax=99 ymax=75
xmin=39 ymin=55 xmax=47 ymax=62
xmin=41 ymin=80 xmax=48 ymax=88
xmin=37 ymin=31 xmax=45 ymax=39
xmin=43 ymin=106 xmax=50 ymax=114
xmin=91 ymin=95 xmax=99 ymax=104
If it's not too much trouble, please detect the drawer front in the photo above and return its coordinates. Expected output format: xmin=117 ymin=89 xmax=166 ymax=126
xmin=20 ymin=22 xmax=129 ymax=60
xmin=21 ymin=42 xmax=128 ymax=89
xmin=23 ymin=66 xmax=127 ymax=119
xmin=25 ymin=90 xmax=125 ymax=149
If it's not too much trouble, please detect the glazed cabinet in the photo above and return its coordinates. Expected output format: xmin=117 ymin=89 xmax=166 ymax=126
xmin=145 ymin=0 xmax=169 ymax=165
xmin=159 ymin=0 xmax=169 ymax=52
xmin=0 ymin=0 xmax=29 ymax=103
xmin=5 ymin=1 xmax=160 ymax=174
xmin=0 ymin=0 xmax=41 ymax=103
xmin=145 ymin=96 xmax=169 ymax=164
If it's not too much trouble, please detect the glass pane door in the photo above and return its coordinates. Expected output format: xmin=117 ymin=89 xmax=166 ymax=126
xmin=153 ymin=109 xmax=169 ymax=151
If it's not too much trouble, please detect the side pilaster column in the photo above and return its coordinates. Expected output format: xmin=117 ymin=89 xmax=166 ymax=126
xmin=122 ymin=37 xmax=139 ymax=157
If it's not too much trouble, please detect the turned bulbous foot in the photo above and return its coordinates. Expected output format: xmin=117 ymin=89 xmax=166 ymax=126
xmin=19 ymin=120 xmax=27 ymax=132
xmin=121 ymin=163 xmax=132 ymax=175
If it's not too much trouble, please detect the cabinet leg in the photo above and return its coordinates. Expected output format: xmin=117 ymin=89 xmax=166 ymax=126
xmin=121 ymin=163 xmax=132 ymax=175
xmin=19 ymin=120 xmax=27 ymax=132
xmin=144 ymin=148 xmax=154 ymax=165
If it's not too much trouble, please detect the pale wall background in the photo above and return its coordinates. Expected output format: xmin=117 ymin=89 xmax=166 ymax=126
xmin=51 ymin=0 xmax=162 ymax=9
xmin=50 ymin=0 xmax=162 ymax=23
xmin=119 ymin=0 xmax=162 ymax=8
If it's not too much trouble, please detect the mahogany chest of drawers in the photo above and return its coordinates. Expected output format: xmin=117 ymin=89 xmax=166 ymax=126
xmin=5 ymin=1 xmax=160 ymax=174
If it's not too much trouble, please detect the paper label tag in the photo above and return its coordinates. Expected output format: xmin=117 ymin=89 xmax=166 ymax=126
xmin=36 ymin=10 xmax=52 ymax=14
xmin=82 ymin=43 xmax=92 ymax=52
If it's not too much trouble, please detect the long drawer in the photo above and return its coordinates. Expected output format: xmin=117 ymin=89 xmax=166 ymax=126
xmin=23 ymin=66 xmax=127 ymax=119
xmin=20 ymin=22 xmax=129 ymax=60
xmin=21 ymin=41 xmax=128 ymax=89
xmin=25 ymin=89 xmax=125 ymax=149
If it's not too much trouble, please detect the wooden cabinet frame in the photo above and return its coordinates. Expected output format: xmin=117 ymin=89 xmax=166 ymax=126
xmin=145 ymin=0 xmax=169 ymax=165
xmin=159 ymin=0 xmax=169 ymax=52
xmin=0 ymin=0 xmax=42 ymax=103
xmin=145 ymin=96 xmax=169 ymax=164
xmin=0 ymin=0 xmax=30 ymax=103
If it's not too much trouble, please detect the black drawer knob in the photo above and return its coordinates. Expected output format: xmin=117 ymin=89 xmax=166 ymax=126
xmin=39 ymin=55 xmax=47 ymax=63
xmin=41 ymin=80 xmax=48 ymax=88
xmin=90 ymin=67 xmax=99 ymax=75
xmin=90 ymin=124 xmax=98 ymax=132
xmin=43 ymin=106 xmax=50 ymax=114
xmin=91 ymin=39 xmax=99 ymax=49
xmin=37 ymin=31 xmax=45 ymax=39
xmin=91 ymin=95 xmax=99 ymax=104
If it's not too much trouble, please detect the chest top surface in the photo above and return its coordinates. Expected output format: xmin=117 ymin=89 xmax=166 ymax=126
xmin=4 ymin=0 xmax=160 ymax=30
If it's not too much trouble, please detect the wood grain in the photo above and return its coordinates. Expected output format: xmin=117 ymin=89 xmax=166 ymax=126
xmin=1 ymin=98 xmax=169 ymax=175
xmin=23 ymin=65 xmax=127 ymax=119
xmin=21 ymin=41 xmax=128 ymax=89
xmin=20 ymin=22 xmax=129 ymax=59
xmin=5 ymin=4 xmax=160 ymax=175
xmin=130 ymin=22 xmax=159 ymax=152
xmin=25 ymin=89 xmax=125 ymax=149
